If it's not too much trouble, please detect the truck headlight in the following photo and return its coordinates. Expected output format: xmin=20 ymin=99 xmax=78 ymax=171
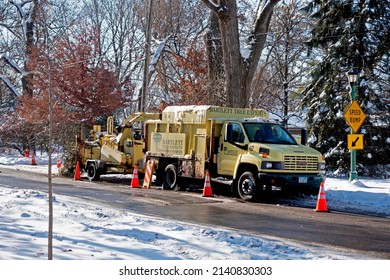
xmin=261 ymin=162 xmax=282 ymax=170
xmin=318 ymin=163 xmax=326 ymax=170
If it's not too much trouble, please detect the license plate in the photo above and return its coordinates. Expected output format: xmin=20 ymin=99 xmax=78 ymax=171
xmin=299 ymin=177 xmax=308 ymax=183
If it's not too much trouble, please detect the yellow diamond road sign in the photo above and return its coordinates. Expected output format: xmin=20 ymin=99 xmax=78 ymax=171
xmin=344 ymin=100 xmax=366 ymax=133
xmin=348 ymin=134 xmax=364 ymax=150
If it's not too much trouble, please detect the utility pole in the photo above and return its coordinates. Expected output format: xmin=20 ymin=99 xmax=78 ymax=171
xmin=140 ymin=0 xmax=153 ymax=112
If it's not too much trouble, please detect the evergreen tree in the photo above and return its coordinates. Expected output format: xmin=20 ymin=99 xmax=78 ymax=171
xmin=301 ymin=0 xmax=390 ymax=175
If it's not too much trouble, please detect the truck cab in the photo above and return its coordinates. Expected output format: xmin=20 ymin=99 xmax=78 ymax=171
xmin=218 ymin=120 xmax=325 ymax=200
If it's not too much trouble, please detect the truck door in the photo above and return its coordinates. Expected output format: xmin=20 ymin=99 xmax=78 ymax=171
xmin=218 ymin=122 xmax=246 ymax=176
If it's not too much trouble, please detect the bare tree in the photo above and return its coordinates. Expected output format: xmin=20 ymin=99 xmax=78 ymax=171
xmin=87 ymin=0 xmax=151 ymax=116
xmin=1 ymin=0 xmax=36 ymax=97
xmin=252 ymin=0 xmax=311 ymax=127
xmin=200 ymin=0 xmax=280 ymax=108
xmin=144 ymin=0 xmax=209 ymax=108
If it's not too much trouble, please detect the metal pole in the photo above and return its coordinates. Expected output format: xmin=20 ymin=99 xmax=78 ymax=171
xmin=140 ymin=0 xmax=153 ymax=112
xmin=42 ymin=5 xmax=53 ymax=260
xmin=349 ymin=83 xmax=357 ymax=181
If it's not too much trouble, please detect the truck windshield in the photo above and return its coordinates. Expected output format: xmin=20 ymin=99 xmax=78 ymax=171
xmin=243 ymin=123 xmax=297 ymax=145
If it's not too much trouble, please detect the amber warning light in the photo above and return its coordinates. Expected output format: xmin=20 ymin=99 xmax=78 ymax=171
xmin=259 ymin=147 xmax=270 ymax=158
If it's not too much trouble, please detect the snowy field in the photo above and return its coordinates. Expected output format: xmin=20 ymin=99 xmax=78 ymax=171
xmin=0 ymin=151 xmax=389 ymax=262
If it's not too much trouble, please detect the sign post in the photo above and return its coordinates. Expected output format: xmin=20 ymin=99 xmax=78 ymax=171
xmin=344 ymin=69 xmax=365 ymax=181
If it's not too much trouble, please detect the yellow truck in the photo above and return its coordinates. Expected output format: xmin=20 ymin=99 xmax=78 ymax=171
xmin=145 ymin=105 xmax=326 ymax=200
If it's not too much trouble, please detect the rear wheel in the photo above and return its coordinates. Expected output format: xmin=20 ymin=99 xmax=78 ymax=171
xmin=87 ymin=162 xmax=100 ymax=181
xmin=163 ymin=164 xmax=178 ymax=190
xmin=237 ymin=171 xmax=259 ymax=201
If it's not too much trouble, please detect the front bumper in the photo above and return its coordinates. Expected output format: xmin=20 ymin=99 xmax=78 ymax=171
xmin=258 ymin=172 xmax=324 ymax=189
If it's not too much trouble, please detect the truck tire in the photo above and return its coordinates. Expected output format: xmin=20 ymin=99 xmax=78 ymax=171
xmin=237 ymin=171 xmax=259 ymax=201
xmin=87 ymin=162 xmax=100 ymax=181
xmin=163 ymin=164 xmax=178 ymax=190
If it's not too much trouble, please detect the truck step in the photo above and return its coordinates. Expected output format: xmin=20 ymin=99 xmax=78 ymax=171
xmin=211 ymin=177 xmax=233 ymax=185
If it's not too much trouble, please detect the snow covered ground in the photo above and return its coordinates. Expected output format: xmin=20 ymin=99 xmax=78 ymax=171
xmin=0 ymin=151 xmax=389 ymax=262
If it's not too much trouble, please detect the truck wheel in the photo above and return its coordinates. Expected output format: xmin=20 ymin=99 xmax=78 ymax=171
xmin=163 ymin=164 xmax=178 ymax=190
xmin=87 ymin=163 xmax=100 ymax=181
xmin=237 ymin=171 xmax=258 ymax=201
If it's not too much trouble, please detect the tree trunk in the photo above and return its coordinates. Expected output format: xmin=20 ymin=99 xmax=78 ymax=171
xmin=23 ymin=19 xmax=34 ymax=97
xmin=201 ymin=0 xmax=280 ymax=108
xmin=242 ymin=0 xmax=278 ymax=108
xmin=23 ymin=1 xmax=40 ymax=97
xmin=218 ymin=0 xmax=242 ymax=107
xmin=205 ymin=12 xmax=224 ymax=105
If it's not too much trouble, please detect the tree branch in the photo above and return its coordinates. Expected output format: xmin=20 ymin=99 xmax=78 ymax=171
xmin=1 ymin=55 xmax=24 ymax=74
xmin=200 ymin=0 xmax=228 ymax=17
xmin=246 ymin=0 xmax=281 ymax=69
xmin=0 ymin=74 xmax=20 ymax=97
xmin=253 ymin=0 xmax=280 ymax=42
xmin=200 ymin=0 xmax=221 ymax=13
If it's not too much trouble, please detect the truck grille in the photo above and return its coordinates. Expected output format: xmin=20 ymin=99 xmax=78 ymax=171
xmin=284 ymin=156 xmax=318 ymax=171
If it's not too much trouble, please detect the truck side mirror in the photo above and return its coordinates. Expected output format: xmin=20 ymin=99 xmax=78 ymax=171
xmin=287 ymin=127 xmax=308 ymax=145
xmin=301 ymin=129 xmax=307 ymax=145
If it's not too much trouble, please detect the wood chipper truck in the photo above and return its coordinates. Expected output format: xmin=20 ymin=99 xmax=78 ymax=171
xmin=77 ymin=112 xmax=160 ymax=181
xmin=145 ymin=105 xmax=326 ymax=200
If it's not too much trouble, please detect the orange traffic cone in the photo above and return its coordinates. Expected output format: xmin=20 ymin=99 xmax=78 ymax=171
xmin=74 ymin=161 xmax=81 ymax=180
xmin=202 ymin=171 xmax=213 ymax=197
xmin=24 ymin=148 xmax=30 ymax=158
xmin=315 ymin=181 xmax=329 ymax=212
xmin=56 ymin=157 xmax=62 ymax=169
xmin=131 ymin=165 xmax=140 ymax=188
xmin=31 ymin=153 xmax=37 ymax=165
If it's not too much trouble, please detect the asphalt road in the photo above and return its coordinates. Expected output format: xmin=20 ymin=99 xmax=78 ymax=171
xmin=1 ymin=167 xmax=389 ymax=259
